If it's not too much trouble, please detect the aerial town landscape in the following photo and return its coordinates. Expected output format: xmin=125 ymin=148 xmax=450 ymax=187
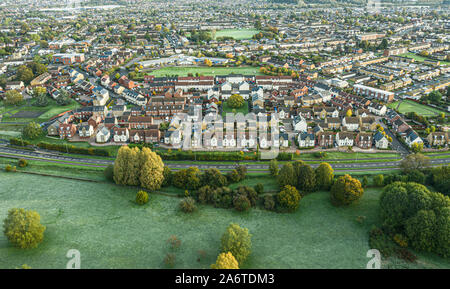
xmin=0 ymin=0 xmax=449 ymax=273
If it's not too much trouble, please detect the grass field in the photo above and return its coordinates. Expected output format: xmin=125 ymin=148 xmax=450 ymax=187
xmin=388 ymin=100 xmax=447 ymax=117
xmin=222 ymin=101 xmax=249 ymax=116
xmin=1 ymin=172 xmax=448 ymax=269
xmin=214 ymin=29 xmax=260 ymax=40
xmin=147 ymin=66 xmax=263 ymax=77
xmin=399 ymin=53 xmax=450 ymax=66
xmin=0 ymin=99 xmax=81 ymax=123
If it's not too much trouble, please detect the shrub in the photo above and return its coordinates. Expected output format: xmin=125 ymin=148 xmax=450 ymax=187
xmin=164 ymin=253 xmax=176 ymax=268
xmin=167 ymin=235 xmax=182 ymax=250
xmin=226 ymin=169 xmax=240 ymax=183
xmin=254 ymin=183 xmax=264 ymax=194
xmin=172 ymin=167 xmax=201 ymax=190
xmin=197 ymin=185 xmax=215 ymax=204
xmin=162 ymin=166 xmax=172 ymax=187
xmin=393 ymin=234 xmax=408 ymax=248
xmin=368 ymin=226 xmax=396 ymax=257
xmin=269 ymin=159 xmax=279 ymax=176
xmin=233 ymin=194 xmax=251 ymax=212
xmin=406 ymin=170 xmax=425 ymax=184
xmin=179 ymin=197 xmax=197 ymax=213
xmin=263 ymin=195 xmax=276 ymax=211
xmin=373 ymin=174 xmax=384 ymax=187
xmin=135 ymin=190 xmax=149 ymax=205
xmin=201 ymin=168 xmax=227 ymax=188
xmin=362 ymin=176 xmax=369 ymax=188
xmin=3 ymin=208 xmax=46 ymax=249
xmin=211 ymin=252 xmax=239 ymax=269
xmin=17 ymin=159 xmax=28 ymax=168
xmin=5 ymin=164 xmax=13 ymax=172
xmin=235 ymin=165 xmax=247 ymax=181
xmin=103 ymin=164 xmax=114 ymax=182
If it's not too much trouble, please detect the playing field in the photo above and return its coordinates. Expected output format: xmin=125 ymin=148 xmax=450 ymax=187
xmin=147 ymin=66 xmax=263 ymax=77
xmin=1 ymin=172 xmax=448 ymax=269
xmin=388 ymin=100 xmax=447 ymax=116
xmin=214 ymin=29 xmax=260 ymax=40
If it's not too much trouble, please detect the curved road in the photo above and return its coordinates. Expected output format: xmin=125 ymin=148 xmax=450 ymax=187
xmin=1 ymin=146 xmax=449 ymax=172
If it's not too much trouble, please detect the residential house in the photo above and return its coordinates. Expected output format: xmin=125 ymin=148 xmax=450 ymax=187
xmin=96 ymin=126 xmax=110 ymax=143
xmin=292 ymin=115 xmax=307 ymax=132
xmin=78 ymin=123 xmax=94 ymax=138
xmin=373 ymin=131 xmax=389 ymax=149
xmin=317 ymin=131 xmax=335 ymax=148
xmin=355 ymin=132 xmax=373 ymax=149
xmin=342 ymin=117 xmax=360 ymax=131
xmin=113 ymin=127 xmax=129 ymax=143
xmin=298 ymin=132 xmax=315 ymax=148
xmin=427 ymin=132 xmax=448 ymax=147
xmin=336 ymin=132 xmax=356 ymax=147
xmin=405 ymin=129 xmax=423 ymax=147
xmin=59 ymin=123 xmax=77 ymax=139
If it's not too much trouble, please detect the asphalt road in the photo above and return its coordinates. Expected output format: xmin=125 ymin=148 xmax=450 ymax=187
xmin=1 ymin=146 xmax=449 ymax=172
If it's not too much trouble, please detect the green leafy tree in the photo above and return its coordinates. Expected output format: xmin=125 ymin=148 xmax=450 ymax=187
xmin=227 ymin=94 xmax=244 ymax=108
xmin=269 ymin=159 xmax=279 ymax=176
xmin=139 ymin=147 xmax=165 ymax=191
xmin=22 ymin=122 xmax=43 ymax=140
xmin=373 ymin=174 xmax=384 ymax=187
xmin=16 ymin=65 xmax=34 ymax=84
xmin=211 ymin=252 xmax=239 ymax=269
xmin=201 ymin=168 xmax=227 ymax=188
xmin=431 ymin=165 xmax=450 ymax=196
xmin=277 ymin=163 xmax=296 ymax=187
xmin=277 ymin=185 xmax=301 ymax=212
xmin=297 ymin=163 xmax=316 ymax=193
xmin=3 ymin=208 xmax=46 ymax=249
xmin=113 ymin=146 xmax=141 ymax=186
xmin=221 ymin=223 xmax=252 ymax=264
xmin=330 ymin=174 xmax=364 ymax=206
xmin=4 ymin=90 xmax=23 ymax=105
xmin=173 ymin=167 xmax=201 ymax=190
xmin=400 ymin=153 xmax=429 ymax=172
xmin=315 ymin=163 xmax=334 ymax=190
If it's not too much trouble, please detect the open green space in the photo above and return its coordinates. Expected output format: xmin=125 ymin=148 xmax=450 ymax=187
xmin=294 ymin=151 xmax=401 ymax=160
xmin=214 ymin=29 xmax=261 ymax=40
xmin=399 ymin=53 xmax=450 ymax=66
xmin=1 ymin=172 xmax=448 ymax=269
xmin=146 ymin=66 xmax=263 ymax=77
xmin=387 ymin=100 xmax=447 ymax=117
xmin=0 ymin=157 xmax=105 ymax=181
xmin=222 ymin=101 xmax=249 ymax=116
xmin=0 ymin=98 xmax=81 ymax=123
